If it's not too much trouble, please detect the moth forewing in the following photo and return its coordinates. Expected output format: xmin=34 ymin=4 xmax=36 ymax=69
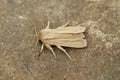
xmin=44 ymin=27 xmax=86 ymax=33
xmin=38 ymin=22 xmax=87 ymax=60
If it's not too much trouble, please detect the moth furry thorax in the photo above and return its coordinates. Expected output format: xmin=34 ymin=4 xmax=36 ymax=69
xmin=37 ymin=21 xmax=87 ymax=60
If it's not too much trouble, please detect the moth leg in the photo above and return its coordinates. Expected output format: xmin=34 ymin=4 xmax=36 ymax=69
xmin=40 ymin=44 xmax=44 ymax=53
xmin=45 ymin=21 xmax=50 ymax=29
xmin=38 ymin=44 xmax=44 ymax=57
xmin=56 ymin=46 xmax=72 ymax=60
xmin=45 ymin=44 xmax=56 ymax=58
xmin=57 ymin=21 xmax=70 ymax=28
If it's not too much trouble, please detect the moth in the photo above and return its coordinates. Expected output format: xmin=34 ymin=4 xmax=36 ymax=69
xmin=37 ymin=21 xmax=87 ymax=60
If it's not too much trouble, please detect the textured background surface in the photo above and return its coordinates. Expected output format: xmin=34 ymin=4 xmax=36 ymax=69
xmin=0 ymin=0 xmax=120 ymax=80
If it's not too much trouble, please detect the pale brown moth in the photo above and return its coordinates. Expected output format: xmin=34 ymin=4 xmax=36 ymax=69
xmin=37 ymin=21 xmax=87 ymax=60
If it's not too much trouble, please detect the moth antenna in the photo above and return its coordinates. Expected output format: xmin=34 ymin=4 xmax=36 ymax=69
xmin=63 ymin=20 xmax=70 ymax=27
xmin=34 ymin=25 xmax=39 ymax=48
xmin=57 ymin=21 xmax=70 ymax=29
xmin=56 ymin=46 xmax=72 ymax=60
xmin=45 ymin=21 xmax=50 ymax=29
xmin=45 ymin=44 xmax=56 ymax=58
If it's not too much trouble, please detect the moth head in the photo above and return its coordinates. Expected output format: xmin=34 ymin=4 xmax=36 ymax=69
xmin=38 ymin=31 xmax=42 ymax=41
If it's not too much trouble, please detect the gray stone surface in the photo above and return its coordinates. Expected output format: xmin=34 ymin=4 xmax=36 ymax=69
xmin=0 ymin=0 xmax=120 ymax=80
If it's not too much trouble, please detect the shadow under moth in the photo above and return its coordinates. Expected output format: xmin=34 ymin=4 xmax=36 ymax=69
xmin=37 ymin=21 xmax=87 ymax=60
